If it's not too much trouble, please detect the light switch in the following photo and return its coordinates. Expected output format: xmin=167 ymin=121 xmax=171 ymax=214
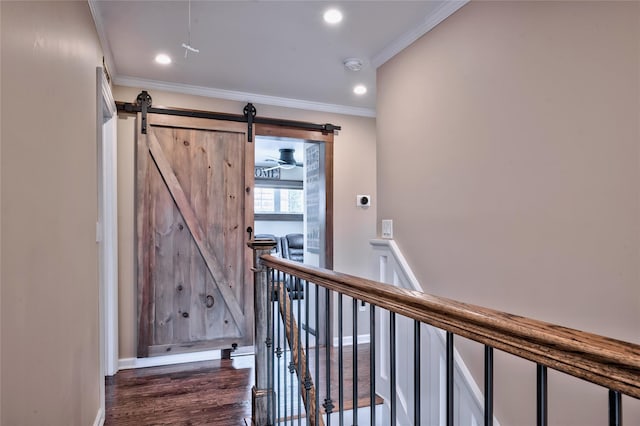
xmin=382 ymin=219 xmax=393 ymax=239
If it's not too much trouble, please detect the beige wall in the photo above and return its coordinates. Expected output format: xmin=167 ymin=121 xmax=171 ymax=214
xmin=114 ymin=86 xmax=377 ymax=358
xmin=377 ymin=1 xmax=640 ymax=425
xmin=1 ymin=2 xmax=103 ymax=425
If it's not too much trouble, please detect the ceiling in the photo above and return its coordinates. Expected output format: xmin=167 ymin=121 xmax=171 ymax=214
xmin=90 ymin=1 xmax=467 ymax=117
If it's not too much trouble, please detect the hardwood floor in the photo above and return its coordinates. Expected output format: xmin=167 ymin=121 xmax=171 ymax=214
xmin=105 ymin=356 xmax=253 ymax=425
xmin=105 ymin=344 xmax=380 ymax=425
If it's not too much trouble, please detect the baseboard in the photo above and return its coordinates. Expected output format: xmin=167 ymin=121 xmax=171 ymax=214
xmin=93 ymin=408 xmax=105 ymax=426
xmin=332 ymin=334 xmax=370 ymax=347
xmin=118 ymin=349 xmax=222 ymax=370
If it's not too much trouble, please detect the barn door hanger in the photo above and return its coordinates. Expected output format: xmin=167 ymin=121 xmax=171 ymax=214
xmin=136 ymin=90 xmax=152 ymax=134
xmin=243 ymin=103 xmax=256 ymax=143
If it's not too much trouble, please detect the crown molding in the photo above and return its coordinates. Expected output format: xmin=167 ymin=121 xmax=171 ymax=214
xmin=113 ymin=76 xmax=377 ymax=118
xmin=371 ymin=0 xmax=469 ymax=69
xmin=88 ymin=0 xmax=117 ymax=80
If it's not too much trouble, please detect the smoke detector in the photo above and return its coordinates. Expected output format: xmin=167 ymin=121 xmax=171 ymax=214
xmin=343 ymin=58 xmax=363 ymax=72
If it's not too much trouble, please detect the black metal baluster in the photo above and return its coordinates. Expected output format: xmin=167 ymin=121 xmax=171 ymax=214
xmin=298 ymin=279 xmax=303 ymax=426
xmin=324 ymin=288 xmax=334 ymax=425
xmin=315 ymin=282 xmax=320 ymax=426
xmin=338 ymin=294 xmax=344 ymax=426
xmin=446 ymin=332 xmax=454 ymax=426
xmin=414 ymin=321 xmax=421 ymax=426
xmin=370 ymin=305 xmax=376 ymax=426
xmin=390 ymin=312 xmax=397 ymax=426
xmin=267 ymin=268 xmax=274 ymax=425
xmin=484 ymin=346 xmax=493 ymax=426
xmin=536 ymin=364 xmax=547 ymax=426
xmin=353 ymin=298 xmax=359 ymax=425
xmin=609 ymin=389 xmax=622 ymax=426
xmin=305 ymin=280 xmax=311 ymax=426
xmin=290 ymin=273 xmax=295 ymax=425
xmin=276 ymin=270 xmax=282 ymax=424
xmin=282 ymin=272 xmax=287 ymax=424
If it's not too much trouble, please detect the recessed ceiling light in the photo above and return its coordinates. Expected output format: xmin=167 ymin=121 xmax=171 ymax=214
xmin=155 ymin=53 xmax=172 ymax=65
xmin=353 ymin=85 xmax=367 ymax=95
xmin=323 ymin=8 xmax=343 ymax=24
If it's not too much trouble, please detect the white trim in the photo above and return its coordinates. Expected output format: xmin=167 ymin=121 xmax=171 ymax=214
xmin=92 ymin=408 xmax=105 ymax=426
xmin=370 ymin=238 xmax=501 ymax=426
xmin=113 ymin=75 xmax=377 ymax=118
xmin=371 ymin=1 xmax=469 ymax=68
xmin=119 ymin=350 xmax=223 ymax=370
xmin=332 ymin=333 xmax=370 ymax=348
xmin=97 ymin=68 xmax=119 ymax=379
xmin=370 ymin=239 xmax=421 ymax=291
xmin=88 ymin=0 xmax=117 ymax=79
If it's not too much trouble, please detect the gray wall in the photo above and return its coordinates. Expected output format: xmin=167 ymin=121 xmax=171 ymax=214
xmin=377 ymin=2 xmax=640 ymax=425
xmin=1 ymin=2 xmax=104 ymax=424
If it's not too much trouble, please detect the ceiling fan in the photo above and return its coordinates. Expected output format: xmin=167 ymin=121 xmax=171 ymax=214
xmin=263 ymin=148 xmax=303 ymax=171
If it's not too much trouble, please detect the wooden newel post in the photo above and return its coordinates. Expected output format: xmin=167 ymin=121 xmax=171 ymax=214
xmin=248 ymin=239 xmax=277 ymax=426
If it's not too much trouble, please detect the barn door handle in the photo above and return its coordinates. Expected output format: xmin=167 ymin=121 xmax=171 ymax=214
xmin=205 ymin=295 xmax=215 ymax=308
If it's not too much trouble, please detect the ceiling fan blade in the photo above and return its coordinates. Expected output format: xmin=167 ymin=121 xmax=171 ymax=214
xmin=264 ymin=157 xmax=285 ymax=164
xmin=262 ymin=165 xmax=282 ymax=172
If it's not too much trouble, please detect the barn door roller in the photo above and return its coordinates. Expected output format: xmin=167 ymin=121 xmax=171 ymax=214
xmin=136 ymin=91 xmax=152 ymax=134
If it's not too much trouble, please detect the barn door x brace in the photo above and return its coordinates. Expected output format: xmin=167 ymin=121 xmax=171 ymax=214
xmin=116 ymin=90 xmax=341 ymax=142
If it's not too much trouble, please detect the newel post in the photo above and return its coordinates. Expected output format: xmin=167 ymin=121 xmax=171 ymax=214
xmin=248 ymin=239 xmax=277 ymax=426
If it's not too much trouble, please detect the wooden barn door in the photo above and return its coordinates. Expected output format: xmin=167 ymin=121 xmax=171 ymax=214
xmin=136 ymin=113 xmax=253 ymax=357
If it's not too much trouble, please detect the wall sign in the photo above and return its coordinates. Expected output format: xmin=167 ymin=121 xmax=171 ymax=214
xmin=254 ymin=166 xmax=281 ymax=180
xmin=305 ymin=144 xmax=321 ymax=254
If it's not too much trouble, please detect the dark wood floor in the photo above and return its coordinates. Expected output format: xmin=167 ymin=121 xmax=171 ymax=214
xmin=105 ymin=344 xmax=379 ymax=425
xmin=105 ymin=356 xmax=253 ymax=426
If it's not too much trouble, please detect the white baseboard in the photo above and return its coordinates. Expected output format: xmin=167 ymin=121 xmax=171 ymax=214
xmin=118 ymin=350 xmax=222 ymax=370
xmin=332 ymin=334 xmax=370 ymax=347
xmin=93 ymin=408 xmax=105 ymax=426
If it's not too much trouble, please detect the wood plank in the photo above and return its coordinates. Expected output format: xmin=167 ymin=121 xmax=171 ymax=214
xmin=148 ymin=112 xmax=247 ymax=133
xmin=147 ymin=129 xmax=246 ymax=333
xmin=243 ymin=130 xmax=255 ymax=349
xmin=136 ymin=125 xmax=151 ymax=358
xmin=204 ymin=131 xmax=235 ymax=340
xmin=169 ymin=128 xmax=193 ymax=346
xmin=323 ymin=137 xmax=334 ymax=271
xmin=260 ymin=255 xmax=640 ymax=399
xmin=256 ymin=123 xmax=333 ymax=143
xmin=151 ymin=129 xmax=176 ymax=346
xmin=223 ymin=133 xmax=244 ymax=338
xmin=189 ymin=130 xmax=211 ymax=342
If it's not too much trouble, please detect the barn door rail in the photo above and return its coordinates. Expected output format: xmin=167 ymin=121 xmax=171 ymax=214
xmin=248 ymin=241 xmax=640 ymax=426
xmin=116 ymin=91 xmax=341 ymax=141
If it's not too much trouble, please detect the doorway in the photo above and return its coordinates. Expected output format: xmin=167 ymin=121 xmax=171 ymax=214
xmin=254 ymin=126 xmax=334 ymax=346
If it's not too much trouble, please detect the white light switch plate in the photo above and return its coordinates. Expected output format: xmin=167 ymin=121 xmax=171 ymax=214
xmin=382 ymin=219 xmax=393 ymax=239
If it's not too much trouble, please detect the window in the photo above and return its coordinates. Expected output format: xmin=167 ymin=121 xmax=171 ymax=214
xmin=255 ymin=187 xmax=304 ymax=215
xmin=254 ymin=178 xmax=304 ymax=221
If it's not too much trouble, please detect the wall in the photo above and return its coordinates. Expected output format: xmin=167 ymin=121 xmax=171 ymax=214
xmin=1 ymin=2 xmax=103 ymax=425
xmin=377 ymin=2 xmax=640 ymax=425
xmin=115 ymin=86 xmax=377 ymax=359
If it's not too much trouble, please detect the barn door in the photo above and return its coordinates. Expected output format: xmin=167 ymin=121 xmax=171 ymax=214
xmin=136 ymin=113 xmax=253 ymax=357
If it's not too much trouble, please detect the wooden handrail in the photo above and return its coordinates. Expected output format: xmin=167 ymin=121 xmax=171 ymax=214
xmin=260 ymin=255 xmax=640 ymax=399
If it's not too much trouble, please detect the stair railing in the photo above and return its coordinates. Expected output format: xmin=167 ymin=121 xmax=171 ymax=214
xmin=248 ymin=241 xmax=640 ymax=426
